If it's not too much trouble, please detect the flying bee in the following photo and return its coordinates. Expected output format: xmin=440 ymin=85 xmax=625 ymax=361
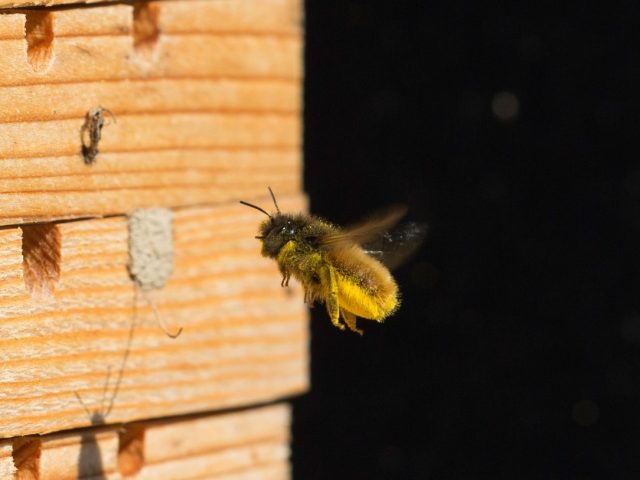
xmin=240 ymin=188 xmax=426 ymax=335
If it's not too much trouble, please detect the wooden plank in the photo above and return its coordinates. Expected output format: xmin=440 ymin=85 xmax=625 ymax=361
xmin=0 ymin=0 xmax=303 ymax=225
xmin=1 ymin=0 xmax=302 ymax=32
xmin=0 ymin=195 xmax=309 ymax=438
xmin=0 ymin=114 xmax=299 ymax=158
xmin=0 ymin=35 xmax=301 ymax=86
xmin=1 ymin=0 xmax=301 ymax=37
xmin=138 ymin=404 xmax=290 ymax=479
xmin=6 ymin=404 xmax=290 ymax=479
xmin=0 ymin=1 xmax=302 ymax=85
xmin=0 ymin=148 xmax=302 ymax=226
xmin=0 ymin=0 xmax=108 ymax=8
xmin=1 ymin=79 xmax=300 ymax=122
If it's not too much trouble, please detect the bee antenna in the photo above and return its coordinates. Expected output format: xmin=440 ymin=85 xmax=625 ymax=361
xmin=267 ymin=186 xmax=281 ymax=215
xmin=240 ymin=200 xmax=272 ymax=218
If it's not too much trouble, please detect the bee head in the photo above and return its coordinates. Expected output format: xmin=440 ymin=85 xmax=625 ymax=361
xmin=258 ymin=214 xmax=299 ymax=258
xmin=240 ymin=187 xmax=299 ymax=258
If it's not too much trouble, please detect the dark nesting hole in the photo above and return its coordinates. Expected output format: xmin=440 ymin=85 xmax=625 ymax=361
xmin=25 ymin=11 xmax=54 ymax=72
xmin=13 ymin=437 xmax=42 ymax=479
xmin=118 ymin=424 xmax=145 ymax=476
xmin=133 ymin=2 xmax=161 ymax=59
xmin=21 ymin=223 xmax=61 ymax=298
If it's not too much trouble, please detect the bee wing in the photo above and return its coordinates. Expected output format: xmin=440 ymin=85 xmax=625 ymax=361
xmin=362 ymin=221 xmax=427 ymax=270
xmin=318 ymin=205 xmax=408 ymax=250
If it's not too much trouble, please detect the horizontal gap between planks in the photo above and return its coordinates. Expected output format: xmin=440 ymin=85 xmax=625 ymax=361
xmin=38 ymin=397 xmax=290 ymax=440
xmin=4 ymin=378 xmax=306 ymax=427
xmin=6 ymin=369 xmax=305 ymax=413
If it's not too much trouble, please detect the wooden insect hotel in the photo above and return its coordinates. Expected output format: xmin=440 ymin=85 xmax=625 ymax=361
xmin=0 ymin=0 xmax=306 ymax=477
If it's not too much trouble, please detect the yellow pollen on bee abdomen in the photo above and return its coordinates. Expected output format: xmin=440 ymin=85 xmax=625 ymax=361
xmin=335 ymin=273 xmax=398 ymax=321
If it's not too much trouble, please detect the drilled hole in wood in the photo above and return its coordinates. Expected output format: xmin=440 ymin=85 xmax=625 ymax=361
xmin=118 ymin=425 xmax=145 ymax=476
xmin=25 ymin=11 xmax=54 ymax=72
xmin=133 ymin=2 xmax=161 ymax=58
xmin=12 ymin=437 xmax=41 ymax=480
xmin=21 ymin=224 xmax=61 ymax=298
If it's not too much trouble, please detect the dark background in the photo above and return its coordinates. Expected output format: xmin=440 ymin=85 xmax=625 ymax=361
xmin=292 ymin=2 xmax=640 ymax=479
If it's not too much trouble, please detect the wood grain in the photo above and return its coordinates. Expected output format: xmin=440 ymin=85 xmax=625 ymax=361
xmin=1 ymin=79 xmax=299 ymax=122
xmin=0 ymin=440 xmax=15 ymax=478
xmin=0 ymin=35 xmax=301 ymax=85
xmin=0 ymin=0 xmax=108 ymax=7
xmin=1 ymin=0 xmax=301 ymax=28
xmin=5 ymin=404 xmax=290 ymax=479
xmin=0 ymin=195 xmax=309 ymax=438
xmin=0 ymin=0 xmax=302 ymax=225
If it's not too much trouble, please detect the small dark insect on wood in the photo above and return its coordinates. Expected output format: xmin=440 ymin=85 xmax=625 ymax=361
xmin=80 ymin=107 xmax=115 ymax=165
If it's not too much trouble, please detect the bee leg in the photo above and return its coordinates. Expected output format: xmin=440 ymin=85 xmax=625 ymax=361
xmin=303 ymin=288 xmax=313 ymax=305
xmin=280 ymin=271 xmax=290 ymax=287
xmin=303 ymin=288 xmax=316 ymax=307
xmin=341 ymin=310 xmax=363 ymax=336
xmin=319 ymin=264 xmax=345 ymax=331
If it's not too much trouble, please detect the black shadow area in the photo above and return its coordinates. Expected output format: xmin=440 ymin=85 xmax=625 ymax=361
xmin=293 ymin=2 xmax=640 ymax=479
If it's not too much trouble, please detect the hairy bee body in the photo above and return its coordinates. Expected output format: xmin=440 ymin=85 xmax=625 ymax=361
xmin=241 ymin=190 xmax=421 ymax=335
xmin=272 ymin=217 xmax=399 ymax=333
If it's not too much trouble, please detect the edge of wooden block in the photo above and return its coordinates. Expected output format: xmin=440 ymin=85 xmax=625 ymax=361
xmin=0 ymin=195 xmax=309 ymax=438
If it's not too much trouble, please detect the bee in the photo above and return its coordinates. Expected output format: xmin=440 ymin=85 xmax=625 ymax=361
xmin=241 ymin=188 xmax=425 ymax=335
